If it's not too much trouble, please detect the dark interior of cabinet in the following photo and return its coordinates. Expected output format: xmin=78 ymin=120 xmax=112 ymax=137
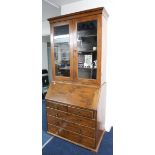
xmin=53 ymin=20 xmax=97 ymax=79
xmin=54 ymin=25 xmax=70 ymax=77
xmin=77 ymin=20 xmax=97 ymax=79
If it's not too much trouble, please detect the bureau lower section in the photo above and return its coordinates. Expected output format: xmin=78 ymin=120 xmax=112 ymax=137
xmin=46 ymin=100 xmax=105 ymax=152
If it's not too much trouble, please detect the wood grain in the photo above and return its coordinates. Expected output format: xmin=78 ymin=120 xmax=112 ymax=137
xmin=47 ymin=115 xmax=95 ymax=138
xmin=49 ymin=7 xmax=108 ymax=86
xmin=46 ymin=7 xmax=108 ymax=152
xmin=46 ymin=82 xmax=100 ymax=110
xmin=48 ymin=124 xmax=96 ymax=148
xmin=47 ymin=127 xmax=105 ymax=152
xmin=51 ymin=20 xmax=74 ymax=82
xmin=46 ymin=107 xmax=96 ymax=128
xmin=72 ymin=15 xmax=102 ymax=85
xmin=48 ymin=7 xmax=108 ymax=23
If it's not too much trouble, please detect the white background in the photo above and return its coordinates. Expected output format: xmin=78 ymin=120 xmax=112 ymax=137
xmin=0 ymin=0 xmax=155 ymax=155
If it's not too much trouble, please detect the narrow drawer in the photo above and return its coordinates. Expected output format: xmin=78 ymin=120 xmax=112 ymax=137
xmin=46 ymin=108 xmax=96 ymax=129
xmin=47 ymin=115 xmax=95 ymax=138
xmin=58 ymin=127 xmax=96 ymax=148
xmin=68 ymin=106 xmax=94 ymax=119
xmin=46 ymin=100 xmax=68 ymax=112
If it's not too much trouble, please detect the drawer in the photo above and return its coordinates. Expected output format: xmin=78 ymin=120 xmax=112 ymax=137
xmin=47 ymin=115 xmax=95 ymax=138
xmin=47 ymin=123 xmax=59 ymax=134
xmin=48 ymin=124 xmax=95 ymax=148
xmin=46 ymin=100 xmax=68 ymax=112
xmin=46 ymin=108 xmax=96 ymax=129
xmin=68 ymin=106 xmax=94 ymax=119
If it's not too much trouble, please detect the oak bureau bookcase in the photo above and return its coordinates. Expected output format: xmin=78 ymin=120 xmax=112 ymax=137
xmin=46 ymin=7 xmax=109 ymax=152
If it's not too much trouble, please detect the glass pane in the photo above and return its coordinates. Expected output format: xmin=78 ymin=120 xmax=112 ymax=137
xmin=54 ymin=25 xmax=70 ymax=77
xmin=77 ymin=20 xmax=97 ymax=79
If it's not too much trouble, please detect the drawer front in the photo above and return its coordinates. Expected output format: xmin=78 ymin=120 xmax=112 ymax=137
xmin=48 ymin=124 xmax=95 ymax=148
xmin=46 ymin=107 xmax=96 ymax=129
xmin=68 ymin=106 xmax=94 ymax=119
xmin=47 ymin=123 xmax=59 ymax=134
xmin=47 ymin=115 xmax=95 ymax=138
xmin=46 ymin=100 xmax=68 ymax=112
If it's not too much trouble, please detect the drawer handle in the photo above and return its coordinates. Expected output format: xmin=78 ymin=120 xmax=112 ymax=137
xmin=56 ymin=114 xmax=59 ymax=117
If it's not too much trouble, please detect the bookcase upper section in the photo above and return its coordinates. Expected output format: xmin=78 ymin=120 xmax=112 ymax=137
xmin=48 ymin=7 xmax=108 ymax=86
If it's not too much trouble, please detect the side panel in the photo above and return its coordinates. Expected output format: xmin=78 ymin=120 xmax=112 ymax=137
xmin=97 ymin=83 xmax=106 ymax=130
xmin=72 ymin=14 xmax=102 ymax=85
xmin=101 ymin=15 xmax=107 ymax=84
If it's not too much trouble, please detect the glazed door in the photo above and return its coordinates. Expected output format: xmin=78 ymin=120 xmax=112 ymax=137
xmin=51 ymin=21 xmax=73 ymax=81
xmin=73 ymin=15 xmax=101 ymax=84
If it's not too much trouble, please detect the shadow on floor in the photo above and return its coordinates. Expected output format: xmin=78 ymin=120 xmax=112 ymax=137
xmin=42 ymin=128 xmax=113 ymax=155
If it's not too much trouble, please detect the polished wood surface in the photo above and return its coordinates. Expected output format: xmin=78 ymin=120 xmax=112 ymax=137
xmin=46 ymin=107 xmax=96 ymax=128
xmin=49 ymin=7 xmax=108 ymax=86
xmin=46 ymin=100 xmax=68 ymax=112
xmin=68 ymin=106 xmax=94 ymax=119
xmin=72 ymin=14 xmax=102 ymax=85
xmin=48 ymin=124 xmax=95 ymax=148
xmin=47 ymin=127 xmax=105 ymax=152
xmin=46 ymin=98 xmax=96 ymax=119
xmin=46 ymin=82 xmax=100 ymax=110
xmin=48 ymin=7 xmax=108 ymax=23
xmin=47 ymin=115 xmax=95 ymax=138
xmin=48 ymin=123 xmax=96 ymax=148
xmin=51 ymin=20 xmax=74 ymax=82
xmin=46 ymin=7 xmax=108 ymax=152
xmin=101 ymin=14 xmax=107 ymax=85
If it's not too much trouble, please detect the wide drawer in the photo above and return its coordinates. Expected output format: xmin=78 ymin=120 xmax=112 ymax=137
xmin=47 ymin=123 xmax=59 ymax=134
xmin=46 ymin=100 xmax=68 ymax=112
xmin=68 ymin=106 xmax=94 ymax=119
xmin=46 ymin=107 xmax=96 ymax=128
xmin=48 ymin=124 xmax=96 ymax=148
xmin=47 ymin=115 xmax=95 ymax=138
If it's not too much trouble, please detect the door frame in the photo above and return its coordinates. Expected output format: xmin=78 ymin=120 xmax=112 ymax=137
xmin=50 ymin=20 xmax=74 ymax=82
xmin=72 ymin=14 xmax=102 ymax=85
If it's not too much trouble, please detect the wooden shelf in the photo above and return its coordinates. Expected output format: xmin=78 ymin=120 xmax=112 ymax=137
xmin=80 ymin=35 xmax=97 ymax=38
xmin=59 ymin=66 xmax=70 ymax=70
xmin=78 ymin=67 xmax=97 ymax=70
xmin=78 ymin=50 xmax=96 ymax=54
